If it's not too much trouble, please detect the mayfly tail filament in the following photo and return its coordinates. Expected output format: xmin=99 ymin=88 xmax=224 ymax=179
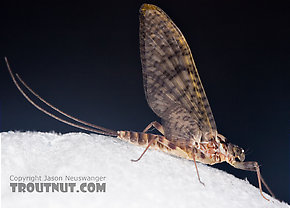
xmin=5 ymin=57 xmax=117 ymax=137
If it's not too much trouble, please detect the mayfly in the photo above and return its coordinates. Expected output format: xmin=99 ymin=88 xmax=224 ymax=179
xmin=5 ymin=4 xmax=274 ymax=201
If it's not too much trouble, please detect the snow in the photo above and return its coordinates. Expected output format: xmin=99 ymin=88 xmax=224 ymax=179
xmin=1 ymin=131 xmax=288 ymax=207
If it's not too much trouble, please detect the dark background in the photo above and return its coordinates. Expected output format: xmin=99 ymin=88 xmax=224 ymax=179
xmin=0 ymin=0 xmax=289 ymax=203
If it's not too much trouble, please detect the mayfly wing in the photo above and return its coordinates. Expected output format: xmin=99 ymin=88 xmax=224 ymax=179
xmin=139 ymin=4 xmax=217 ymax=143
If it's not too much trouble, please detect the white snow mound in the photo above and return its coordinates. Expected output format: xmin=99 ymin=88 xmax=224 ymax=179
xmin=1 ymin=131 xmax=288 ymax=207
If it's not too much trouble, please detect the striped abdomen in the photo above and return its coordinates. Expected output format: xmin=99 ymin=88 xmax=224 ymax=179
xmin=117 ymin=130 xmax=190 ymax=159
xmin=117 ymin=130 xmax=224 ymax=165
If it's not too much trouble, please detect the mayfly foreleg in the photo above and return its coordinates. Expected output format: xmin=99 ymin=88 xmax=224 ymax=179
xmin=143 ymin=121 xmax=165 ymax=135
xmin=192 ymin=153 xmax=205 ymax=186
xmin=232 ymin=161 xmax=275 ymax=201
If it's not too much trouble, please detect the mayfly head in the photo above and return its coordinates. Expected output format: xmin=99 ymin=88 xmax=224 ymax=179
xmin=228 ymin=143 xmax=245 ymax=162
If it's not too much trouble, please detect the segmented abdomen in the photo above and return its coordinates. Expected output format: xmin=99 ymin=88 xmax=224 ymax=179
xmin=117 ymin=130 xmax=190 ymax=159
xmin=117 ymin=130 xmax=221 ymax=165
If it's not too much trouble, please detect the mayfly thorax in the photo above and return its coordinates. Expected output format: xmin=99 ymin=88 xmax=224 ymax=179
xmin=5 ymin=4 xmax=274 ymax=201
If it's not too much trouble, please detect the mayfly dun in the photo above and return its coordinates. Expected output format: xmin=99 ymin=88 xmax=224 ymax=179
xmin=5 ymin=4 xmax=274 ymax=201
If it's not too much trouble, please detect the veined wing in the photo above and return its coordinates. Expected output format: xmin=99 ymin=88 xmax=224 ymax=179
xmin=139 ymin=4 xmax=217 ymax=142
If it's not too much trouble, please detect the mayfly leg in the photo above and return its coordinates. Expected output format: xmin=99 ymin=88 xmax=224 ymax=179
xmin=143 ymin=121 xmax=165 ymax=135
xmin=193 ymin=154 xmax=205 ymax=186
xmin=131 ymin=137 xmax=156 ymax=162
xmin=131 ymin=121 xmax=165 ymax=162
xmin=139 ymin=121 xmax=206 ymax=187
xmin=232 ymin=161 xmax=275 ymax=201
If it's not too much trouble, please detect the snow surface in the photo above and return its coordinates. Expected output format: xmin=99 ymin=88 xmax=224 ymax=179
xmin=1 ymin=131 xmax=289 ymax=207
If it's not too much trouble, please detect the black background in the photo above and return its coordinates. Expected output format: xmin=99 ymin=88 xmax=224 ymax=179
xmin=1 ymin=0 xmax=289 ymax=203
